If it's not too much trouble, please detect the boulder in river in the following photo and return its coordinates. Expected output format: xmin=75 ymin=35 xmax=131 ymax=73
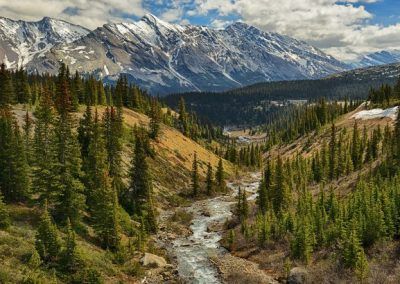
xmin=140 ymin=253 xmax=168 ymax=268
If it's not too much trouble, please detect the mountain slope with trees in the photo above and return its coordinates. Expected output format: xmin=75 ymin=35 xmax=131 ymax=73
xmin=0 ymin=63 xmax=234 ymax=283
xmin=221 ymin=92 xmax=400 ymax=282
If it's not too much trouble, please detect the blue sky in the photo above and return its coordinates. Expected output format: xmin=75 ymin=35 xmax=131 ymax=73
xmin=143 ymin=0 xmax=400 ymax=28
xmin=1 ymin=0 xmax=400 ymax=61
xmin=356 ymin=0 xmax=400 ymax=26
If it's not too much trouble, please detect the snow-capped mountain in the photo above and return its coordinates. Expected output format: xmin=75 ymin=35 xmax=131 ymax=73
xmin=351 ymin=50 xmax=400 ymax=68
xmin=0 ymin=16 xmax=89 ymax=69
xmin=328 ymin=62 xmax=400 ymax=82
xmin=1 ymin=14 xmax=348 ymax=95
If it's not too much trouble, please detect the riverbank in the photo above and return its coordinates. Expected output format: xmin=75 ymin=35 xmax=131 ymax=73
xmin=153 ymin=172 xmax=273 ymax=283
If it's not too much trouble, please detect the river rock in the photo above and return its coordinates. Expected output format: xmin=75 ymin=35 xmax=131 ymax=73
xmin=140 ymin=253 xmax=168 ymax=268
xmin=288 ymin=267 xmax=308 ymax=284
xmin=207 ymin=222 xmax=222 ymax=232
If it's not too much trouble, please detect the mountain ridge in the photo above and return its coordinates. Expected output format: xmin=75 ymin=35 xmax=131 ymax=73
xmin=0 ymin=14 xmax=349 ymax=95
xmin=0 ymin=16 xmax=89 ymax=68
xmin=351 ymin=50 xmax=400 ymax=68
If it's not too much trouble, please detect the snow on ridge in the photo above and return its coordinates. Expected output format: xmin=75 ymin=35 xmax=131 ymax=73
xmin=352 ymin=106 xmax=399 ymax=120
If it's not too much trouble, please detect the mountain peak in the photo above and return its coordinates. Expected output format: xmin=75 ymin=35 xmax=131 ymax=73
xmin=140 ymin=13 xmax=182 ymax=32
xmin=227 ymin=22 xmax=250 ymax=30
xmin=141 ymin=13 xmax=167 ymax=26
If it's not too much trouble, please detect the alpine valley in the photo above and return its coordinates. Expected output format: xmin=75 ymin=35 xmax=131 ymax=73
xmin=0 ymin=14 xmax=350 ymax=95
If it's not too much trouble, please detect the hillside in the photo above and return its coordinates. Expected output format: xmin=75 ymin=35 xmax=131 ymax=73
xmin=219 ymin=100 xmax=400 ymax=283
xmin=1 ymin=102 xmax=233 ymax=283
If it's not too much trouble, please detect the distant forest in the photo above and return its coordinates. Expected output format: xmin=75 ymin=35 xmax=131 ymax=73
xmin=164 ymin=70 xmax=399 ymax=126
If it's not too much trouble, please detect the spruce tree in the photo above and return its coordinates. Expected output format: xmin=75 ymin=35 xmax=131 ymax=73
xmin=206 ymin=162 xmax=214 ymax=195
xmin=22 ymin=110 xmax=34 ymax=164
xmin=15 ymin=67 xmax=31 ymax=104
xmin=216 ymin=158 xmax=225 ymax=191
xmin=329 ymin=124 xmax=337 ymax=180
xmin=191 ymin=153 xmax=199 ymax=197
xmin=32 ymin=87 xmax=60 ymax=205
xmin=53 ymin=108 xmax=85 ymax=226
xmin=61 ymin=218 xmax=83 ymax=273
xmin=128 ymin=127 xmax=157 ymax=233
xmin=241 ymin=189 xmax=249 ymax=221
xmin=351 ymin=121 xmax=361 ymax=170
xmin=92 ymin=172 xmax=121 ymax=250
xmin=35 ymin=201 xmax=62 ymax=263
xmin=78 ymin=104 xmax=93 ymax=163
xmin=0 ymin=63 xmax=15 ymax=106
xmin=291 ymin=218 xmax=314 ymax=263
xmin=178 ymin=97 xmax=189 ymax=136
xmin=0 ymin=191 xmax=10 ymax=229
xmin=394 ymin=104 xmax=400 ymax=163
xmin=0 ymin=109 xmax=30 ymax=203
xmin=103 ymin=106 xmax=124 ymax=197
xmin=273 ymin=155 xmax=288 ymax=212
xmin=257 ymin=179 xmax=268 ymax=215
xmin=149 ymin=99 xmax=161 ymax=140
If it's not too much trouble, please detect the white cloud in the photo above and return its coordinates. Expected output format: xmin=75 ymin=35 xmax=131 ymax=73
xmin=0 ymin=0 xmax=146 ymax=29
xmin=0 ymin=0 xmax=399 ymax=61
xmin=192 ymin=0 xmax=400 ymax=61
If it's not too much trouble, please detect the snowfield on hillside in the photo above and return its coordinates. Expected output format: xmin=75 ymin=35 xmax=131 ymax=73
xmin=352 ymin=106 xmax=399 ymax=120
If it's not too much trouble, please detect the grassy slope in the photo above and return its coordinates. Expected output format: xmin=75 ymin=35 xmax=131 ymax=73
xmin=222 ymin=105 xmax=400 ymax=283
xmin=1 ymin=105 xmax=233 ymax=283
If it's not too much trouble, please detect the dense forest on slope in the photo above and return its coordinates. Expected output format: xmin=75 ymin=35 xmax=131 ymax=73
xmin=221 ymin=82 xmax=400 ymax=282
xmin=164 ymin=66 xmax=400 ymax=126
xmin=0 ymin=63 xmax=234 ymax=283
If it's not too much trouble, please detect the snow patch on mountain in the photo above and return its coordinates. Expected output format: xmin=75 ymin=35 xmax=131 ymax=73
xmin=351 ymin=50 xmax=400 ymax=68
xmin=2 ymin=14 xmax=348 ymax=94
xmin=0 ymin=16 xmax=89 ymax=68
xmin=352 ymin=106 xmax=399 ymax=120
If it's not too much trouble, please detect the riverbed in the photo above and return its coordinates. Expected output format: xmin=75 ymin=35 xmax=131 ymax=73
xmin=171 ymin=173 xmax=261 ymax=283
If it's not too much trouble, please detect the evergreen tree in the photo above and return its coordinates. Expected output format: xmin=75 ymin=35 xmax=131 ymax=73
xmin=78 ymin=104 xmax=93 ymax=163
xmin=394 ymin=104 xmax=400 ymax=163
xmin=92 ymin=173 xmax=121 ymax=250
xmin=103 ymin=106 xmax=124 ymax=198
xmin=241 ymin=189 xmax=249 ymax=221
xmin=257 ymin=179 xmax=268 ymax=215
xmin=0 ymin=109 xmax=30 ymax=203
xmin=329 ymin=124 xmax=337 ymax=180
xmin=61 ymin=218 xmax=83 ymax=273
xmin=0 ymin=63 xmax=15 ymax=106
xmin=55 ymin=63 xmax=73 ymax=114
xmin=206 ymin=162 xmax=214 ymax=195
xmin=216 ymin=158 xmax=225 ymax=191
xmin=0 ymin=191 xmax=10 ymax=229
xmin=291 ymin=218 xmax=314 ymax=263
xmin=35 ymin=201 xmax=62 ymax=263
xmin=127 ymin=127 xmax=157 ymax=233
xmin=178 ymin=97 xmax=189 ymax=136
xmin=53 ymin=108 xmax=85 ymax=226
xmin=15 ymin=67 xmax=31 ymax=104
xmin=342 ymin=223 xmax=366 ymax=270
xmin=32 ymin=87 xmax=60 ymax=205
xmin=351 ymin=121 xmax=361 ymax=170
xmin=273 ymin=155 xmax=290 ymax=212
xmin=257 ymin=213 xmax=270 ymax=248
xmin=149 ymin=99 xmax=161 ymax=140
xmin=191 ymin=153 xmax=199 ymax=197
xmin=22 ymin=110 xmax=34 ymax=164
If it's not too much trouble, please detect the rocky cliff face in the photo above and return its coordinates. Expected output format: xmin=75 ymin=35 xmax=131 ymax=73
xmin=351 ymin=50 xmax=400 ymax=69
xmin=0 ymin=16 xmax=89 ymax=69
